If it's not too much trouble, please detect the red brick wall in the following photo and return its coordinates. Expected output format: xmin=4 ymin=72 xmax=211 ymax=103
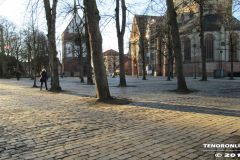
xmin=183 ymin=60 xmax=240 ymax=77
xmin=63 ymin=57 xmax=87 ymax=77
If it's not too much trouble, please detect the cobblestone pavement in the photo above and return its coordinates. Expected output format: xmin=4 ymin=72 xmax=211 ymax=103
xmin=0 ymin=76 xmax=240 ymax=160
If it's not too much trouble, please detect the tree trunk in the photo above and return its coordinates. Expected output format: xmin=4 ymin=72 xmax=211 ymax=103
xmin=84 ymin=0 xmax=111 ymax=100
xmin=33 ymin=51 xmax=37 ymax=87
xmin=116 ymin=0 xmax=127 ymax=86
xmin=166 ymin=0 xmax=188 ymax=91
xmin=78 ymin=37 xmax=84 ymax=83
xmin=44 ymin=0 xmax=61 ymax=91
xmin=200 ymin=0 xmax=207 ymax=81
xmin=78 ymin=53 xmax=84 ymax=82
xmin=230 ymin=33 xmax=234 ymax=80
xmin=140 ymin=36 xmax=147 ymax=80
xmin=28 ymin=54 xmax=31 ymax=77
xmin=84 ymin=9 xmax=93 ymax=85
xmin=157 ymin=39 xmax=162 ymax=76
xmin=33 ymin=28 xmax=37 ymax=87
xmin=171 ymin=58 xmax=174 ymax=78
xmin=75 ymin=10 xmax=84 ymax=83
xmin=31 ymin=58 xmax=33 ymax=79
xmin=167 ymin=58 xmax=171 ymax=81
xmin=167 ymin=25 xmax=173 ymax=80
xmin=113 ymin=62 xmax=116 ymax=78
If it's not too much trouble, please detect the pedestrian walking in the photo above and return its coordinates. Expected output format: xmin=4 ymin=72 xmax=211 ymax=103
xmin=16 ymin=71 xmax=20 ymax=81
xmin=40 ymin=69 xmax=48 ymax=91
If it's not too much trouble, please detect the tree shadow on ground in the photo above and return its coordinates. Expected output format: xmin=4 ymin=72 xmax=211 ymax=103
xmin=128 ymin=101 xmax=240 ymax=118
xmin=46 ymin=90 xmax=94 ymax=98
xmin=168 ymin=89 xmax=199 ymax=94
xmin=72 ymin=82 xmax=95 ymax=85
xmin=109 ymin=85 xmax=137 ymax=87
xmin=81 ymin=97 xmax=132 ymax=107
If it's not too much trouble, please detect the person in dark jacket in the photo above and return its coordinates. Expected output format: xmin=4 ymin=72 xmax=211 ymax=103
xmin=40 ymin=69 xmax=48 ymax=91
xmin=16 ymin=71 xmax=20 ymax=81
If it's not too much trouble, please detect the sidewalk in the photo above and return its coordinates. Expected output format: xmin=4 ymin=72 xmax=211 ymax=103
xmin=0 ymin=77 xmax=240 ymax=160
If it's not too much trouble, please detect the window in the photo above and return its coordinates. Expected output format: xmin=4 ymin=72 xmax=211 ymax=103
xmin=205 ymin=35 xmax=214 ymax=59
xmin=229 ymin=34 xmax=238 ymax=60
xmin=183 ymin=38 xmax=191 ymax=61
xmin=66 ymin=42 xmax=72 ymax=57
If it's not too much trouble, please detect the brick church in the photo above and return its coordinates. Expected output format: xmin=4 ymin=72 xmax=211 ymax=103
xmin=61 ymin=1 xmax=87 ymax=77
xmin=129 ymin=0 xmax=240 ymax=77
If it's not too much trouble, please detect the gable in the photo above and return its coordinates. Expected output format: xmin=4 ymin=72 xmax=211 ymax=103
xmin=62 ymin=14 xmax=84 ymax=34
xmin=130 ymin=17 xmax=140 ymax=40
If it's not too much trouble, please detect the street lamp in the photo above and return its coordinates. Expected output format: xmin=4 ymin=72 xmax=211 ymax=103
xmin=193 ymin=44 xmax=197 ymax=79
xmin=219 ymin=50 xmax=223 ymax=78
xmin=5 ymin=45 xmax=9 ymax=79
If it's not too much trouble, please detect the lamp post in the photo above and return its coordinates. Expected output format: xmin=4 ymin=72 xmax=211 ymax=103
xmin=5 ymin=45 xmax=9 ymax=79
xmin=219 ymin=50 xmax=223 ymax=78
xmin=193 ymin=44 xmax=197 ymax=79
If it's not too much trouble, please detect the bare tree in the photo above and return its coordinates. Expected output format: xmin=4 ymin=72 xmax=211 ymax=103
xmin=84 ymin=10 xmax=94 ymax=85
xmin=0 ymin=16 xmax=17 ymax=78
xmin=44 ymin=0 xmax=61 ymax=91
xmin=73 ymin=12 xmax=85 ymax=83
xmin=166 ymin=0 xmax=188 ymax=91
xmin=0 ymin=25 xmax=4 ymax=77
xmin=198 ymin=0 xmax=207 ymax=81
xmin=116 ymin=0 xmax=127 ymax=86
xmin=84 ymin=0 xmax=111 ymax=100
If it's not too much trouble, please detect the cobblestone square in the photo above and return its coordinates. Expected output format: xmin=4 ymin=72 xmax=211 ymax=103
xmin=0 ymin=76 xmax=240 ymax=160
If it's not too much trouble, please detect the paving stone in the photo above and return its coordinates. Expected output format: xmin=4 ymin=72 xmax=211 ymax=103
xmin=0 ymin=77 xmax=240 ymax=160
xmin=185 ymin=153 xmax=199 ymax=159
xmin=117 ymin=154 xmax=132 ymax=160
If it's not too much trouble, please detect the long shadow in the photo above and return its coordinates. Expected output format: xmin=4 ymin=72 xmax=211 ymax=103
xmin=47 ymin=90 xmax=94 ymax=98
xmin=128 ymin=101 xmax=240 ymax=118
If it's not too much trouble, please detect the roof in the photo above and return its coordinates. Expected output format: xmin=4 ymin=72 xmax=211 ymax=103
xmin=103 ymin=49 xmax=119 ymax=56
xmin=62 ymin=14 xmax=83 ymax=35
xmin=133 ymin=15 xmax=165 ymax=37
xmin=179 ymin=14 xmax=240 ymax=34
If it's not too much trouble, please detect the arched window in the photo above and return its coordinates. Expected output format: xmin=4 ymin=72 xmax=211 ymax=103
xmin=229 ymin=33 xmax=238 ymax=60
xmin=183 ymin=37 xmax=191 ymax=61
xmin=205 ymin=35 xmax=214 ymax=59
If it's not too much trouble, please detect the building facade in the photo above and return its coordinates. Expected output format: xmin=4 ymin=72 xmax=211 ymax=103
xmin=103 ymin=49 xmax=132 ymax=76
xmin=103 ymin=49 xmax=119 ymax=75
xmin=129 ymin=0 xmax=240 ymax=77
